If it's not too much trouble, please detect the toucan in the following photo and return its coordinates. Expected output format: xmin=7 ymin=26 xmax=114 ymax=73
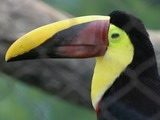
xmin=5 ymin=11 xmax=160 ymax=120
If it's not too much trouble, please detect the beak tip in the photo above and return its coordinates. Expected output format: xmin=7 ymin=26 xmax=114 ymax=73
xmin=5 ymin=46 xmax=12 ymax=62
xmin=5 ymin=49 xmax=14 ymax=62
xmin=5 ymin=54 xmax=10 ymax=62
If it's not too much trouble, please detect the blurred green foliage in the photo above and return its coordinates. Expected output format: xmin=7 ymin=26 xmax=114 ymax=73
xmin=0 ymin=73 xmax=96 ymax=120
xmin=42 ymin=0 xmax=160 ymax=29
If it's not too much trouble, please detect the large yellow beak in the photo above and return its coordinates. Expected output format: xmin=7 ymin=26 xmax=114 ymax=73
xmin=6 ymin=16 xmax=110 ymax=62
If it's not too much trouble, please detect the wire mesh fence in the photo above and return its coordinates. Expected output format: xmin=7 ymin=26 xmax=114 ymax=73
xmin=0 ymin=0 xmax=160 ymax=120
xmin=1 ymin=33 xmax=160 ymax=120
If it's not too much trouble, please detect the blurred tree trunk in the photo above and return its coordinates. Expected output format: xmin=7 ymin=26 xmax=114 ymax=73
xmin=0 ymin=0 xmax=160 ymax=109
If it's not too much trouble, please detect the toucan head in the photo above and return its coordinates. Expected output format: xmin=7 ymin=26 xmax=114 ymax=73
xmin=5 ymin=11 xmax=155 ymax=113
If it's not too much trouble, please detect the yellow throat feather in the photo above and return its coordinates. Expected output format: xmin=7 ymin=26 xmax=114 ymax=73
xmin=91 ymin=24 xmax=134 ymax=109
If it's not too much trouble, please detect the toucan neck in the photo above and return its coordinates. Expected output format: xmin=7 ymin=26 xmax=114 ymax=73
xmin=103 ymin=58 xmax=159 ymax=96
xmin=91 ymin=42 xmax=134 ymax=110
xmin=101 ymin=47 xmax=160 ymax=98
xmin=96 ymin=57 xmax=160 ymax=119
xmin=91 ymin=56 xmax=127 ymax=109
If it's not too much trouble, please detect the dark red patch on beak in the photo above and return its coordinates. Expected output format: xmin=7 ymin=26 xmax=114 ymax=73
xmin=46 ymin=20 xmax=110 ymax=58
xmin=55 ymin=20 xmax=109 ymax=58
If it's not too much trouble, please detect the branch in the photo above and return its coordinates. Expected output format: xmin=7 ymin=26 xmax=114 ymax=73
xmin=0 ymin=0 xmax=160 ymax=109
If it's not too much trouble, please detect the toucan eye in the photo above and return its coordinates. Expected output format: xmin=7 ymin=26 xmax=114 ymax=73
xmin=108 ymin=24 xmax=123 ymax=43
xmin=111 ymin=33 xmax=120 ymax=39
